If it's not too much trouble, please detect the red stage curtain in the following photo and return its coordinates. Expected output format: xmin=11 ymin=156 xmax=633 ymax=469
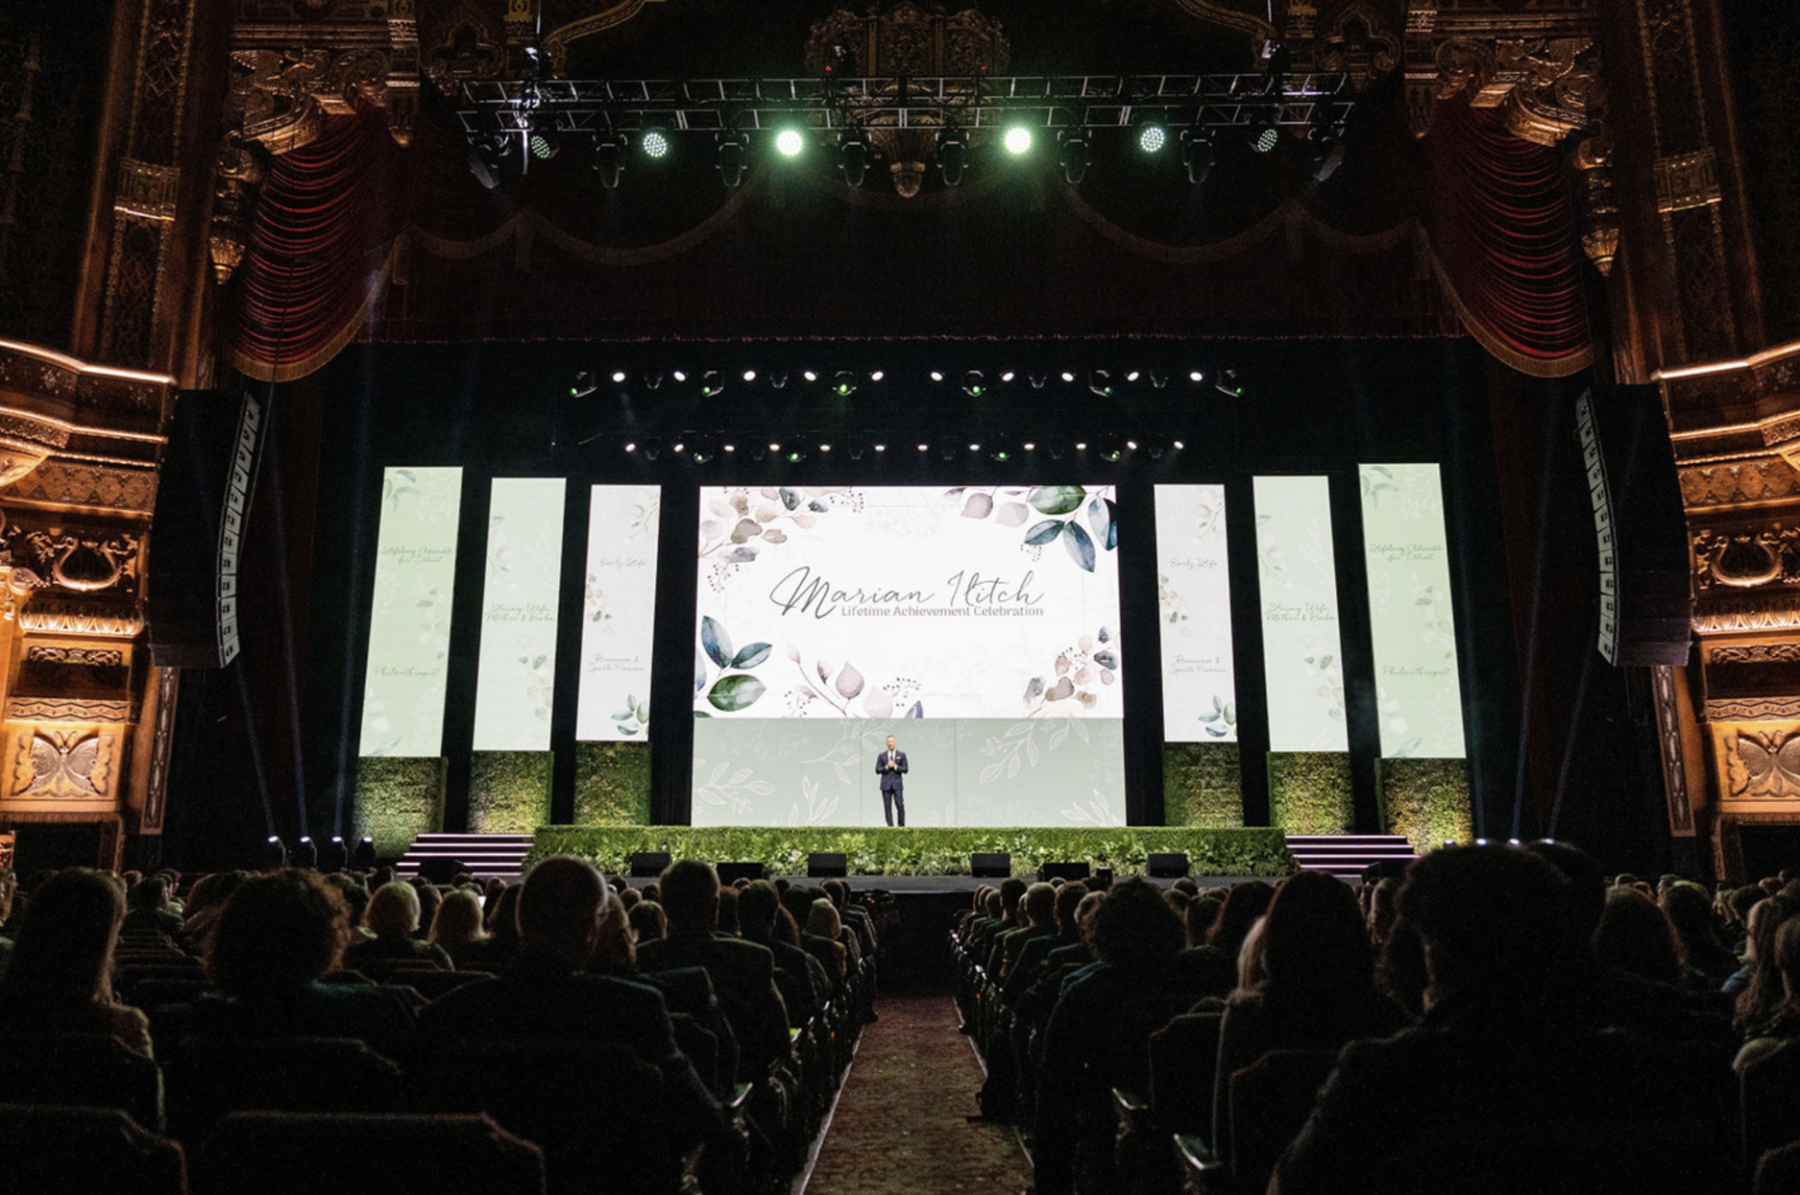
xmin=1426 ymin=98 xmax=1592 ymax=376
xmin=230 ymin=107 xmax=399 ymax=381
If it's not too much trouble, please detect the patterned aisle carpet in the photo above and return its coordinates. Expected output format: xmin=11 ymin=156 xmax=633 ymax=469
xmin=801 ymin=991 xmax=1033 ymax=1195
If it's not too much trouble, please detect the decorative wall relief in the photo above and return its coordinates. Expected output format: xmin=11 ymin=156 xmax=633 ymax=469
xmin=1693 ymin=526 xmax=1800 ymax=591
xmin=3 ymin=526 xmax=143 ymax=595
xmin=13 ymin=730 xmax=111 ymax=798
xmin=1725 ymin=727 xmax=1800 ymax=799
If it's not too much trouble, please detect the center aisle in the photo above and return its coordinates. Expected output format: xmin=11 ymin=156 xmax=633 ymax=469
xmin=800 ymin=990 xmax=1033 ymax=1195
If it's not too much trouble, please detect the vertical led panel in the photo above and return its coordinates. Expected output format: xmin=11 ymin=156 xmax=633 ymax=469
xmin=1254 ymin=475 xmax=1348 ymax=751
xmin=359 ymin=466 xmax=463 ymax=758
xmin=1155 ymin=485 xmax=1238 ymax=742
xmin=1359 ymin=464 xmax=1466 ymax=758
xmin=576 ymin=485 xmax=662 ymax=740
xmin=471 ymin=478 xmax=567 ymax=751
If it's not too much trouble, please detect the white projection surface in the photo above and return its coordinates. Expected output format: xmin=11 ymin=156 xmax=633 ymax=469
xmin=1155 ymin=485 xmax=1238 ymax=742
xmin=359 ymin=467 xmax=463 ymax=758
xmin=1360 ymin=464 xmax=1466 ymax=758
xmin=691 ymin=485 xmax=1126 ymax=827
xmin=1254 ymin=475 xmax=1348 ymax=752
xmin=575 ymin=484 xmax=662 ymax=741
xmin=471 ymin=478 xmax=566 ymax=751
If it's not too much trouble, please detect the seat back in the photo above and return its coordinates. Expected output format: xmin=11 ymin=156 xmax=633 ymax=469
xmin=1227 ymin=1048 xmax=1340 ymax=1189
xmin=0 ymin=1103 xmax=186 ymax=1195
xmin=164 ymin=1035 xmax=402 ymax=1143
xmin=421 ymin=1039 xmax=677 ymax=1195
xmin=0 ymin=1033 xmax=164 ymax=1131
xmin=386 ymin=969 xmax=487 ymax=1002
xmin=1150 ymin=1013 xmax=1223 ymax=1137
xmin=196 ymin=1111 xmax=543 ymax=1195
xmin=1757 ymin=1139 xmax=1800 ymax=1195
xmin=1742 ymin=1038 xmax=1800 ymax=1169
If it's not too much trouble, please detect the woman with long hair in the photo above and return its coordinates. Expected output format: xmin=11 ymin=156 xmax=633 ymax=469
xmin=0 ymin=868 xmax=152 ymax=1056
xmin=428 ymin=888 xmax=491 ymax=970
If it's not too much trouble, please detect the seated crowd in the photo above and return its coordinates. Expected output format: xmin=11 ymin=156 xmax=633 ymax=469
xmin=0 ymin=855 xmax=882 ymax=1195
xmin=954 ymin=846 xmax=1800 ymax=1195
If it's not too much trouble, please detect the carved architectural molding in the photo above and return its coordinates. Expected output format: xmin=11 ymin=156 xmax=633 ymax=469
xmin=12 ymin=730 xmax=114 ymax=799
xmin=7 ymin=698 xmax=133 ymax=725
xmin=1708 ymin=697 xmax=1800 ymax=721
xmin=423 ymin=0 xmax=506 ymax=94
xmin=1693 ymin=597 xmax=1800 ymax=637
xmin=1660 ymin=340 xmax=1800 ymax=465
xmin=1691 ymin=526 xmax=1800 ymax=593
xmin=1708 ymin=642 xmax=1800 ymax=666
xmin=2 ymin=463 xmax=159 ymax=517
xmin=17 ymin=600 xmax=146 ymax=638
xmin=114 ymin=158 xmax=182 ymax=223
xmin=2 ymin=521 xmax=143 ymax=596
xmin=1722 ymin=726 xmax=1800 ymax=800
xmin=1652 ymin=665 xmax=1695 ymax=833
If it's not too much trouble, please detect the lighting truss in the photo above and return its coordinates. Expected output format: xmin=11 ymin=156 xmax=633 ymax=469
xmin=458 ymin=73 xmax=1350 ymax=141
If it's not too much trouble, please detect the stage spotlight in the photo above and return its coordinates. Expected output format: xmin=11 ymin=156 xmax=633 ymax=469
xmin=838 ymin=128 xmax=870 ymax=187
xmin=1126 ymin=439 xmax=1139 ymax=451
xmin=749 ymin=443 xmax=767 ymax=460
xmin=594 ymin=133 xmax=626 ymax=188
xmin=1061 ymin=371 xmax=1075 ymax=383
xmin=1173 ymin=439 xmax=1185 ymax=449
xmin=691 ymin=448 xmax=711 ymax=464
xmin=723 ymin=443 xmax=736 ymax=453
xmin=570 ymin=371 xmax=598 ymax=398
xmin=1074 ymin=440 xmax=1089 ymax=450
xmin=349 ymin=837 xmax=376 ymax=869
xmin=786 ymin=448 xmax=805 ymax=463
xmin=527 ymin=113 xmax=560 ymax=161
xmin=1182 ymin=127 xmax=1215 ymax=185
xmin=295 ymin=836 xmax=319 ymax=869
xmin=1088 ymin=369 xmax=1113 ymax=398
xmin=1046 ymin=436 xmax=1066 ymax=460
xmin=1309 ymin=123 xmax=1347 ymax=182
xmin=832 ymin=371 xmax=857 ymax=397
xmin=1127 ymin=370 xmax=1140 ymax=383
xmin=640 ymin=127 xmax=671 ymax=159
xmin=1028 ymin=372 xmax=1047 ymax=389
xmin=1147 ymin=437 xmax=1165 ymax=460
xmin=716 ymin=130 xmax=750 ymax=188
xmin=803 ymin=370 xmax=818 ymax=382
xmin=769 ymin=442 xmax=781 ymax=451
xmin=264 ymin=836 xmax=288 ymax=869
xmin=642 ymin=437 xmax=661 ymax=461
xmin=930 ymin=371 xmax=944 ymax=382
xmin=1214 ymin=368 xmax=1242 ymax=396
xmin=1251 ymin=120 xmax=1279 ymax=154
xmin=962 ymin=370 xmax=986 ymax=398
xmin=672 ymin=370 xmax=687 ymax=382
xmin=1189 ymin=369 xmax=1204 ymax=382
xmin=1103 ymin=444 xmax=1123 ymax=463
xmin=938 ymin=126 xmax=968 ymax=187
xmin=969 ymin=442 xmax=981 ymax=452
xmin=321 ymin=835 xmax=348 ymax=871
xmin=940 ymin=443 xmax=957 ymax=461
xmin=466 ymin=133 xmax=511 ymax=189
xmin=776 ymin=128 xmax=805 ymax=158
xmin=917 ymin=442 xmax=929 ymax=452
xmin=1058 ymin=127 xmax=1090 ymax=185
xmin=611 ymin=370 xmax=627 ymax=383
xmin=870 ymin=370 xmax=885 ymax=382
xmin=624 ymin=441 xmax=637 ymax=453
xmin=1149 ymin=369 xmax=1169 ymax=388
xmin=701 ymin=371 xmax=725 ymax=397
xmin=848 ymin=438 xmax=866 ymax=461
xmin=742 ymin=370 xmax=757 ymax=382
xmin=643 ymin=372 xmax=664 ymax=389
xmin=1003 ymin=126 xmax=1033 ymax=155
xmin=670 ymin=439 xmax=686 ymax=453
xmin=1137 ymin=119 xmax=1168 ymax=154
xmin=1001 ymin=371 xmax=1015 ymax=382
xmin=768 ymin=371 xmax=789 ymax=388
xmin=1023 ymin=440 xmax=1036 ymax=451
xmin=874 ymin=442 xmax=887 ymax=452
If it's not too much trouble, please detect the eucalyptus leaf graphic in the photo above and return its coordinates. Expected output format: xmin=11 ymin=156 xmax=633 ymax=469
xmin=779 ymin=487 xmax=801 ymax=511
xmin=1024 ymin=676 xmax=1046 ymax=703
xmin=1029 ymin=485 xmax=1086 ymax=515
xmin=905 ymin=701 xmax=924 ymax=718
xmin=1087 ymin=497 xmax=1116 ymax=549
xmin=1093 ymin=649 xmax=1119 ymax=671
xmin=996 ymin=502 xmax=1030 ymax=527
xmin=835 ymin=663 xmax=866 ymax=700
xmin=862 ymin=686 xmax=893 ymax=718
xmin=700 ymin=617 xmax=733 ymax=668
xmin=1062 ymin=520 xmax=1097 ymax=572
xmin=1024 ymin=519 xmax=1064 ymax=546
xmin=961 ymin=493 xmax=994 ymax=519
xmin=1047 ymin=677 xmax=1075 ymax=702
xmin=707 ymin=674 xmax=767 ymax=712
xmin=635 ymin=700 xmax=650 ymax=723
xmin=725 ymin=546 xmax=758 ymax=563
xmin=732 ymin=642 xmax=772 ymax=669
xmin=729 ymin=518 xmax=762 ymax=544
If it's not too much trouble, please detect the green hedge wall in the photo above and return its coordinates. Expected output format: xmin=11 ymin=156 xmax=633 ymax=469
xmin=1268 ymin=752 xmax=1354 ymax=835
xmin=529 ymin=825 xmax=1296 ymax=877
xmin=353 ymin=756 xmax=446 ymax=857
xmin=1163 ymin=743 xmax=1244 ymax=828
xmin=1377 ymin=757 xmax=1473 ymax=854
xmin=468 ymin=751 xmax=553 ymax=833
xmin=574 ymin=741 xmax=653 ymax=826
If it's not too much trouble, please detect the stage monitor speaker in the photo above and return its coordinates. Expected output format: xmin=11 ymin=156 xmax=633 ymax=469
xmin=1147 ymin=852 xmax=1191 ymax=878
xmin=1038 ymin=861 xmax=1091 ymax=882
xmin=419 ymin=858 xmax=465 ymax=885
xmin=630 ymin=852 xmax=672 ymax=878
xmin=1093 ymin=866 xmax=1115 ymax=888
xmin=1575 ymin=386 xmax=1690 ymax=666
xmin=717 ymin=861 xmax=765 ymax=884
xmin=808 ymin=852 xmax=848 ymax=878
xmin=149 ymin=389 xmax=269 ymax=668
xmin=970 ymin=852 xmax=1011 ymax=877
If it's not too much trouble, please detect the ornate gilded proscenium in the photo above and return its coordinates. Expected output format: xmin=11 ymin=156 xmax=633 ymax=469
xmin=1693 ymin=526 xmax=1800 ymax=592
xmin=1725 ymin=727 xmax=1800 ymax=800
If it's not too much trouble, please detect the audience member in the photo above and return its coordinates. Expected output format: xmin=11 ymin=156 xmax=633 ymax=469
xmin=993 ymin=882 xmax=1056 ymax=981
xmin=1736 ymin=917 xmax=1800 ymax=1071
xmin=1004 ymin=881 xmax=1087 ymax=1002
xmin=1208 ymin=881 xmax=1275 ymax=962
xmin=1736 ymin=895 xmax=1800 ymax=1037
xmin=1367 ymin=877 xmax=1401 ymax=947
xmin=0 ymin=868 xmax=152 ymax=1056
xmin=343 ymin=881 xmax=454 ymax=972
xmin=410 ymin=878 xmax=443 ymax=935
xmin=629 ymin=899 xmax=668 ymax=942
xmin=483 ymin=882 xmax=524 ymax=969
xmin=1662 ymin=882 xmax=1737 ymax=983
xmin=737 ymin=880 xmax=823 ymax=1019
xmin=120 ymin=875 xmax=183 ymax=938
xmin=1593 ymin=887 xmax=1684 ymax=990
xmin=428 ymin=888 xmax=492 ymax=970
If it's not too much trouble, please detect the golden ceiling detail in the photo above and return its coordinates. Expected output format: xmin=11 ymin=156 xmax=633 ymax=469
xmin=542 ymin=0 xmax=669 ymax=77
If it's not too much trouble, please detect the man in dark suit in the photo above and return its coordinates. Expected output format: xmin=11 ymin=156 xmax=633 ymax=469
xmin=876 ymin=734 xmax=907 ymax=826
xmin=415 ymin=856 xmax=729 ymax=1149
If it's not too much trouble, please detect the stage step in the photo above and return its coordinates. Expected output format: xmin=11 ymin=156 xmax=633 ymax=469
xmin=395 ymin=833 xmax=535 ymax=882
xmin=1284 ymin=834 xmax=1419 ymax=882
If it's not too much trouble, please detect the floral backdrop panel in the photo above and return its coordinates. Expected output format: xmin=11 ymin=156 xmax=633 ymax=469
xmin=359 ymin=466 xmax=463 ymax=758
xmin=1155 ymin=484 xmax=1238 ymax=743
xmin=471 ymin=478 xmax=567 ymax=751
xmin=1253 ymin=475 xmax=1349 ymax=752
xmin=1358 ymin=464 xmax=1467 ymax=759
xmin=576 ymin=484 xmax=662 ymax=741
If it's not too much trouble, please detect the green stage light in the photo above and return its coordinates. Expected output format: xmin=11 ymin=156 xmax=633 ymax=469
xmin=1252 ymin=126 xmax=1279 ymax=154
xmin=776 ymin=129 xmax=804 ymax=157
xmin=1004 ymin=127 xmax=1033 ymax=155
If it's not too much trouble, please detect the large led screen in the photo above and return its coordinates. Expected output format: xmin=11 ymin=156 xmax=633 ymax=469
xmin=359 ymin=467 xmax=462 ymax=758
xmin=1155 ymin=485 xmax=1238 ymax=742
xmin=692 ymin=485 xmax=1126 ymax=827
xmin=471 ymin=478 xmax=566 ymax=751
xmin=1359 ymin=464 xmax=1466 ymax=758
xmin=576 ymin=485 xmax=662 ymax=741
xmin=1254 ymin=475 xmax=1348 ymax=752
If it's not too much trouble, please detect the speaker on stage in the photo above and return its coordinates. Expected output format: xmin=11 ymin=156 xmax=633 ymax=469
xmin=1147 ymin=852 xmax=1190 ymax=878
xmin=717 ymin=861 xmax=765 ymax=884
xmin=1038 ymin=861 xmax=1091 ymax=882
xmin=808 ymin=852 xmax=848 ymax=878
xmin=630 ymin=852 xmax=672 ymax=878
xmin=970 ymin=852 xmax=1011 ymax=878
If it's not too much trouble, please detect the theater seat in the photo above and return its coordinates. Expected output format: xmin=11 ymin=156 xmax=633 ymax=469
xmin=0 ymin=1103 xmax=187 ymax=1195
xmin=164 ymin=1036 xmax=403 ymax=1143
xmin=1741 ymin=1038 xmax=1800 ymax=1170
xmin=1227 ymin=1048 xmax=1340 ymax=1190
xmin=1150 ymin=1013 xmax=1223 ymax=1138
xmin=0 ymin=1034 xmax=164 ymax=1132
xmin=195 ymin=1111 xmax=543 ymax=1195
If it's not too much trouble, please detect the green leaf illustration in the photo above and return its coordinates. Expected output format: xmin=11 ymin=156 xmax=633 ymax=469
xmin=707 ymin=674 xmax=767 ymax=712
xmin=732 ymin=642 xmax=772 ymax=669
xmin=1063 ymin=520 xmax=1097 ymax=572
xmin=700 ymin=616 xmax=733 ymax=668
xmin=1028 ymin=485 xmax=1086 ymax=515
xmin=1024 ymin=519 xmax=1064 ymax=546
